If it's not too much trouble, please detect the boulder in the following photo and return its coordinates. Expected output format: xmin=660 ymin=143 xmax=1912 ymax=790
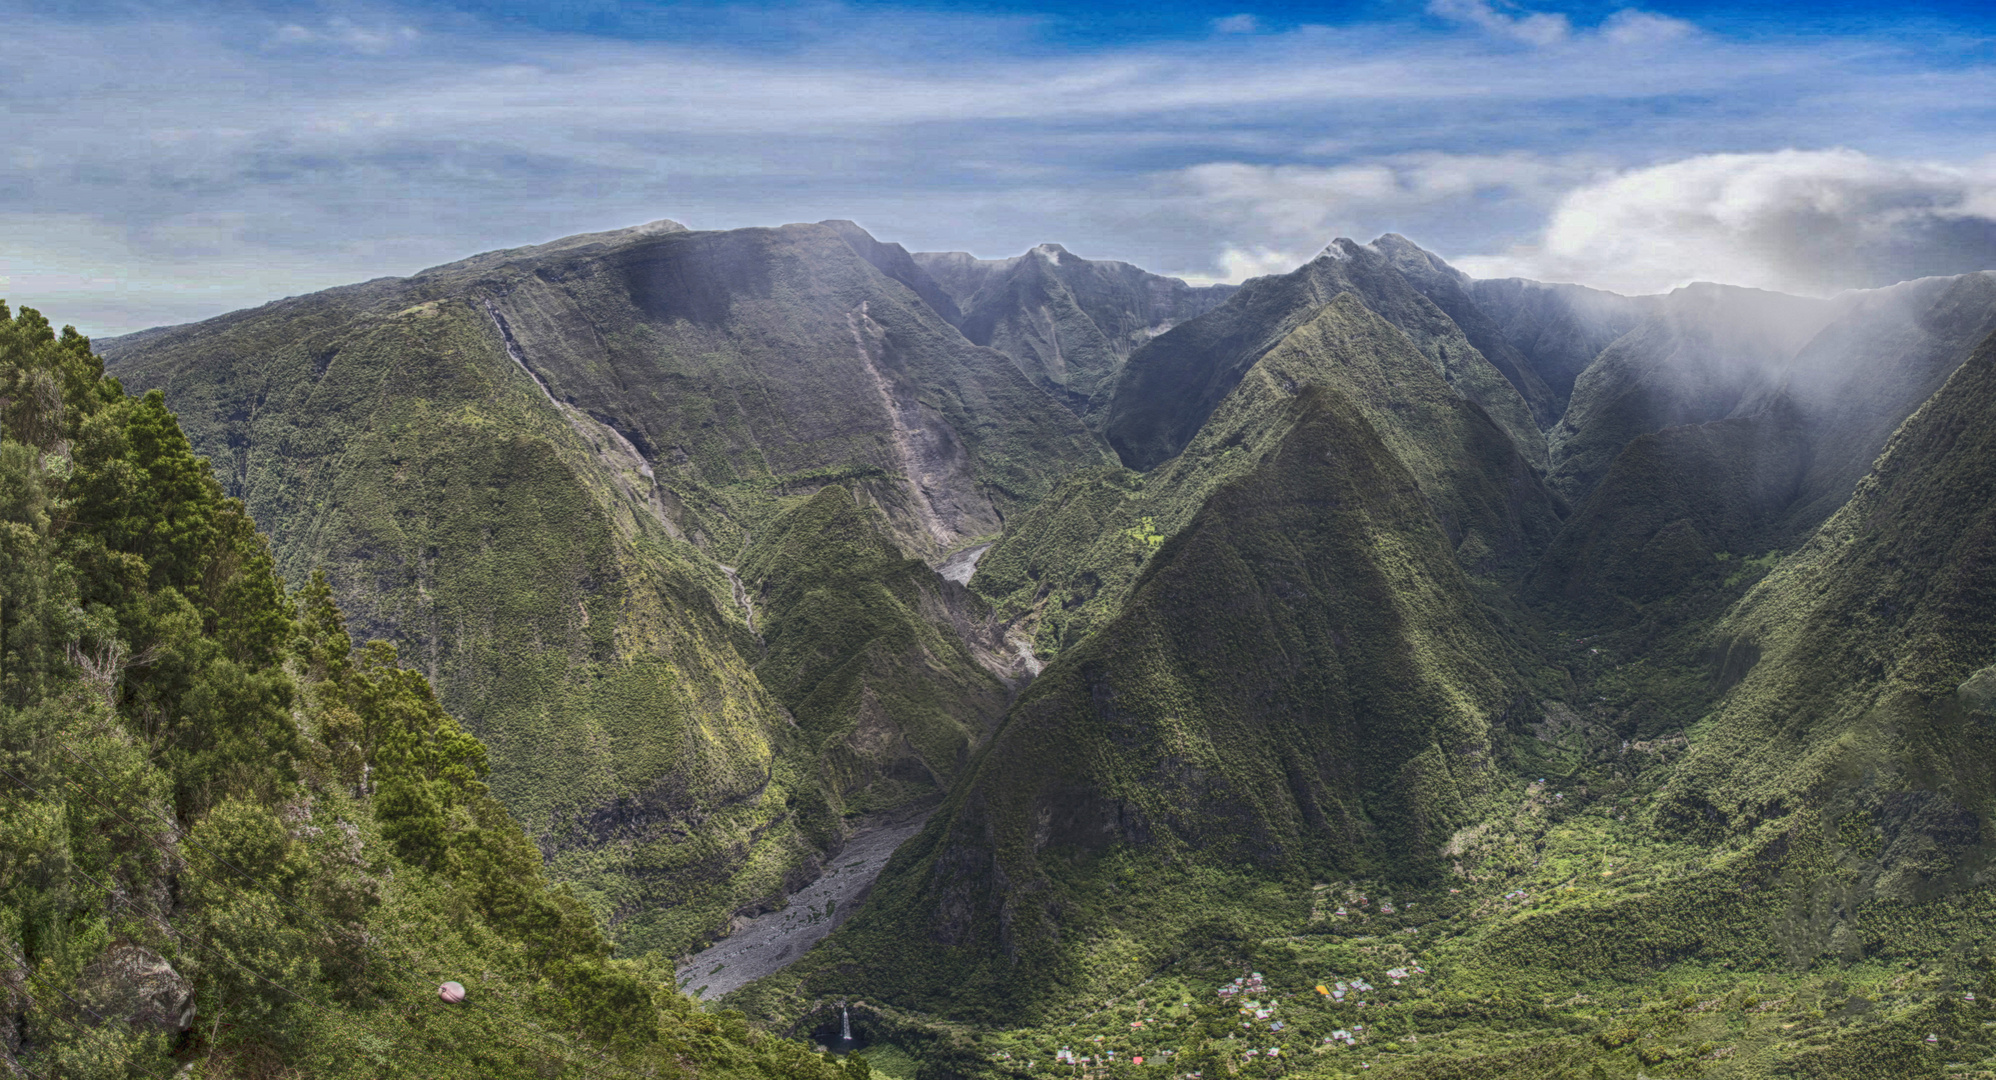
xmin=1958 ymin=666 xmax=1996 ymax=714
xmin=73 ymin=943 xmax=195 ymax=1033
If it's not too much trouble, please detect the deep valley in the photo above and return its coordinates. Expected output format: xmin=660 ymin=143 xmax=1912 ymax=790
xmin=11 ymin=213 xmax=1996 ymax=1079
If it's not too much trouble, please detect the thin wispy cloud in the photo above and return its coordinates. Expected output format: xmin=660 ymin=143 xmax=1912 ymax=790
xmin=2 ymin=1 xmax=1994 ymax=332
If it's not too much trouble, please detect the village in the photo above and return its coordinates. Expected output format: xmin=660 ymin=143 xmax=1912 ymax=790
xmin=985 ymin=918 xmax=1439 ymax=1080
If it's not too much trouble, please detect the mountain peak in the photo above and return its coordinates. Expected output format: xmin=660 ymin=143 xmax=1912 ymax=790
xmin=1321 ymin=237 xmax=1365 ymax=261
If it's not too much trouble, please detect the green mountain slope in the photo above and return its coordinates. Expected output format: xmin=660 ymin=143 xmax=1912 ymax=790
xmin=1668 ymin=325 xmax=1996 ymax=846
xmin=1531 ymin=272 xmax=1996 ymax=632
xmin=739 ymin=485 xmax=1012 ymax=819
xmin=975 ymin=292 xmax=1562 ymax=662
xmin=733 ymin=325 xmax=1996 ymax=1080
xmin=778 ymin=332 xmax=1536 ymax=1023
xmin=1750 ymin=271 xmax=1996 ymax=535
xmin=1371 ymin=234 xmax=1562 ymax=428
xmin=1104 ymin=238 xmax=1547 ymax=475
xmin=101 ymin=286 xmax=806 ymax=956
xmin=913 ymin=245 xmax=1234 ymax=423
xmin=442 ymin=221 xmax=1110 ymax=559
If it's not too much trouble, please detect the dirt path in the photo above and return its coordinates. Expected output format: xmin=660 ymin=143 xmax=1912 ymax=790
xmin=676 ymin=805 xmax=936 ymax=1000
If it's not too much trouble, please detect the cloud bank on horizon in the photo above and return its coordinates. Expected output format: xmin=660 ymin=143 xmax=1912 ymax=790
xmin=4 ymin=0 xmax=1996 ymax=334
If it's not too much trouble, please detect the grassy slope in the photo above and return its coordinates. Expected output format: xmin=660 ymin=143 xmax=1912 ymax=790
xmin=729 ymin=328 xmax=1996 ymax=1080
xmin=1666 ymin=326 xmax=1996 ymax=843
xmin=0 ymin=301 xmax=852 ymax=1080
xmin=1522 ymin=273 xmax=1996 ymax=738
xmin=975 ymin=294 xmax=1562 ymax=662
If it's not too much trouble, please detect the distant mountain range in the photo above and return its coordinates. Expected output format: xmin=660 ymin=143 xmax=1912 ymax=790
xmin=98 ymin=217 xmax=1996 ymax=1076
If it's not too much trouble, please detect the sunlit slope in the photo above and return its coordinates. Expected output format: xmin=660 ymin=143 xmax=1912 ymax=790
xmin=1105 ymin=237 xmax=1546 ymax=474
xmin=806 ymin=369 xmax=1531 ymax=1022
xmin=739 ymin=484 xmax=1011 ymax=818
xmin=0 ymin=301 xmax=852 ymax=1080
xmin=976 ymin=293 xmax=1561 ymax=660
xmin=914 ymin=244 xmax=1236 ymax=422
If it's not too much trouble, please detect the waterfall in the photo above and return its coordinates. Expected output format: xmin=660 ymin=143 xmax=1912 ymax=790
xmin=841 ymin=1005 xmax=852 ymax=1044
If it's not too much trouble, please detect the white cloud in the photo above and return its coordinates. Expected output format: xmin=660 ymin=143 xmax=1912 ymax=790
xmin=3 ymin=1 xmax=1993 ymax=331
xmin=1427 ymin=0 xmax=1695 ymax=48
xmin=1211 ymin=14 xmax=1261 ymax=34
xmin=1600 ymin=9 xmax=1696 ymax=46
xmin=1452 ymin=149 xmax=1996 ymax=295
xmin=268 ymin=18 xmax=419 ymax=54
xmin=1427 ymin=0 xmax=1570 ymax=46
xmin=1171 ymin=153 xmax=1597 ymax=278
xmin=1176 ymin=246 xmax=1314 ymax=285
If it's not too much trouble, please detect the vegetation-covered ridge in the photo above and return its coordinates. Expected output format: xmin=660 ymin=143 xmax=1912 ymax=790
xmin=0 ymin=301 xmax=857 ymax=1078
xmin=974 ymin=292 xmax=1561 ymax=663
xmin=80 ymin=212 xmax=1996 ymax=1080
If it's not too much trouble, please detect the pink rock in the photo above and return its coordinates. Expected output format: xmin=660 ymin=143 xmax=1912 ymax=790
xmin=439 ymin=981 xmax=467 ymax=1003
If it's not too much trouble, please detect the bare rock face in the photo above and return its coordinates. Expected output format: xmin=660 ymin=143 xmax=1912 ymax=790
xmin=73 ymin=944 xmax=195 ymax=1034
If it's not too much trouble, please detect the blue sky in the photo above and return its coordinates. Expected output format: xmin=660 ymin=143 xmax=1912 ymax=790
xmin=6 ymin=0 xmax=1996 ymax=334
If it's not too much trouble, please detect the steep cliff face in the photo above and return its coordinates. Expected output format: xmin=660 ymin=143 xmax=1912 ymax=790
xmin=102 ymin=286 xmax=807 ymax=954
xmin=1670 ymin=328 xmax=1996 ymax=842
xmin=738 ymin=484 xmax=1014 ymax=818
xmin=90 ymin=211 xmax=1996 ymax=1079
xmin=1464 ymin=275 xmax=1652 ymax=413
xmin=912 ymin=244 xmax=1235 ymax=424
xmin=787 ymin=291 xmax=1554 ymax=1021
xmin=1531 ymin=272 xmax=1996 ymax=630
xmin=1371 ymin=233 xmax=1563 ymax=428
xmin=99 ymin=219 xmax=1109 ymax=955
xmin=455 ymin=222 xmax=1109 ymax=560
